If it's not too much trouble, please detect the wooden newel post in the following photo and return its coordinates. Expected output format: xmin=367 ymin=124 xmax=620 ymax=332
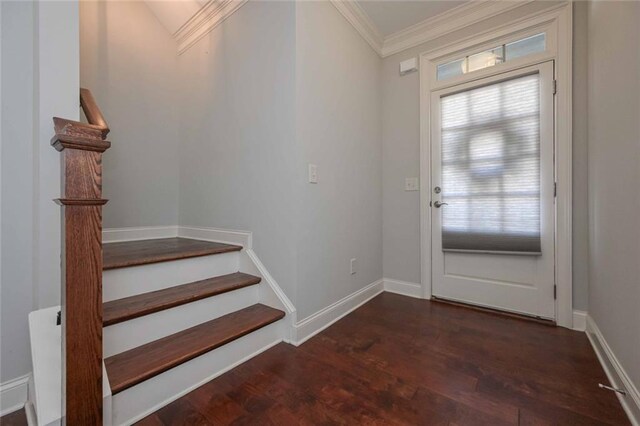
xmin=52 ymin=91 xmax=111 ymax=425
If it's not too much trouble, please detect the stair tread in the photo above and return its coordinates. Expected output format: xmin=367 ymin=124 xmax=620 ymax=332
xmin=103 ymin=237 xmax=242 ymax=270
xmin=103 ymin=272 xmax=262 ymax=326
xmin=104 ymin=304 xmax=285 ymax=394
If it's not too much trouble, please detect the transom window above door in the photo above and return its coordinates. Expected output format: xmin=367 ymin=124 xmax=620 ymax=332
xmin=437 ymin=33 xmax=546 ymax=81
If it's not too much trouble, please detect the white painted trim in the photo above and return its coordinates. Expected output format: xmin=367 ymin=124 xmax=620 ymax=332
xmin=0 ymin=374 xmax=30 ymax=416
xmin=174 ymin=0 xmax=249 ymax=55
xmin=329 ymin=0 xmax=542 ymax=58
xmin=24 ymin=402 xmax=36 ymax=426
xmin=383 ymin=278 xmax=422 ymax=299
xmin=178 ymin=225 xmax=252 ymax=248
xmin=586 ymin=316 xmax=640 ymax=426
xmin=419 ymin=4 xmax=574 ymax=328
xmin=103 ymin=225 xmax=252 ymax=247
xmin=381 ymin=0 xmax=533 ymax=58
xmin=572 ymin=310 xmax=587 ymax=332
xmin=293 ymin=279 xmax=384 ymax=346
xmin=244 ymin=249 xmax=296 ymax=314
xmin=175 ymin=226 xmax=296 ymax=339
xmin=102 ymin=226 xmax=178 ymax=243
xmin=329 ymin=0 xmax=383 ymax=55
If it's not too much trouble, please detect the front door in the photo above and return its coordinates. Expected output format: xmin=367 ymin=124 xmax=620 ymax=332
xmin=430 ymin=61 xmax=555 ymax=320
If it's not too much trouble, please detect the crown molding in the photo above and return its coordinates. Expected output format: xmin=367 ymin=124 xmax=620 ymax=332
xmin=330 ymin=0 xmax=539 ymax=59
xmin=329 ymin=0 xmax=384 ymax=56
xmin=381 ymin=0 xmax=535 ymax=57
xmin=174 ymin=0 xmax=249 ymax=55
xmin=171 ymin=0 xmax=549 ymax=58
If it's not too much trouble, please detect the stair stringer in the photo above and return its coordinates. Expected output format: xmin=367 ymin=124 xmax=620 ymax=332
xmin=177 ymin=226 xmax=298 ymax=342
xmin=239 ymin=249 xmax=297 ymax=343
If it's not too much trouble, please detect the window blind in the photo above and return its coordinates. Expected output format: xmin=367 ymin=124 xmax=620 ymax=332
xmin=440 ymin=73 xmax=541 ymax=254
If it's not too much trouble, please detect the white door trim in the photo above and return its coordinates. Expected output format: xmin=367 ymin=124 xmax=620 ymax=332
xmin=419 ymin=4 xmax=573 ymax=328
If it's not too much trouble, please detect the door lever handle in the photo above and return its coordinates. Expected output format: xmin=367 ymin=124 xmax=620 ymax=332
xmin=433 ymin=201 xmax=448 ymax=208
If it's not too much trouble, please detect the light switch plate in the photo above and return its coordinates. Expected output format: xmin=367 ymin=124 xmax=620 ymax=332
xmin=350 ymin=258 xmax=356 ymax=275
xmin=308 ymin=164 xmax=318 ymax=184
xmin=405 ymin=177 xmax=419 ymax=191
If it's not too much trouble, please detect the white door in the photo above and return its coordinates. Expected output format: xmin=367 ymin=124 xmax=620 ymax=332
xmin=431 ymin=62 xmax=555 ymax=320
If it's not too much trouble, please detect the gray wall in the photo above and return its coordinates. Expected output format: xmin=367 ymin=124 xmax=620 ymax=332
xmin=80 ymin=0 xmax=383 ymax=319
xmin=1 ymin=0 xmax=79 ymax=386
xmin=1 ymin=0 xmax=36 ymax=384
xmin=587 ymin=0 xmax=640 ymax=391
xmin=176 ymin=1 xmax=299 ymax=302
xmin=381 ymin=1 xmax=591 ymax=310
xmin=80 ymin=1 xmax=181 ymax=228
xmin=175 ymin=0 xmax=383 ymax=319
xmin=295 ymin=1 xmax=382 ymax=319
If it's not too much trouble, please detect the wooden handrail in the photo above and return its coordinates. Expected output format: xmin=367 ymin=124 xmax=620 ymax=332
xmin=52 ymin=87 xmax=110 ymax=140
xmin=52 ymin=88 xmax=110 ymax=425
xmin=80 ymin=88 xmax=110 ymax=136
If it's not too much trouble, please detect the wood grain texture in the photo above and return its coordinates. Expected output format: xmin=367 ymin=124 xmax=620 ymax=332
xmin=105 ymin=304 xmax=285 ymax=394
xmin=62 ymin=204 xmax=104 ymax=425
xmin=103 ymin=238 xmax=242 ymax=270
xmin=53 ymin=88 xmax=110 ymax=425
xmin=137 ymin=293 xmax=629 ymax=425
xmin=103 ymin=272 xmax=261 ymax=326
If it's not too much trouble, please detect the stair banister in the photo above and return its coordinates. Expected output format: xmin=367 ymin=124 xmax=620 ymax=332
xmin=51 ymin=88 xmax=111 ymax=425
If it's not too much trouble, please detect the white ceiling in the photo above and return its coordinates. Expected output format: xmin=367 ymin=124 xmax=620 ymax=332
xmin=356 ymin=0 xmax=469 ymax=37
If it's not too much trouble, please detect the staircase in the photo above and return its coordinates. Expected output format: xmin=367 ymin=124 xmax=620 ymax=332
xmin=40 ymin=89 xmax=290 ymax=425
xmin=101 ymin=237 xmax=285 ymax=424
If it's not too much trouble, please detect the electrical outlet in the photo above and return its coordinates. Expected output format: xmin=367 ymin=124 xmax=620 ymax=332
xmin=350 ymin=258 xmax=356 ymax=275
xmin=308 ymin=164 xmax=318 ymax=184
xmin=405 ymin=177 xmax=419 ymax=191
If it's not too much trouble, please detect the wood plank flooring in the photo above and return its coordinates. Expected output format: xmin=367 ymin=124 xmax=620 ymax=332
xmin=137 ymin=293 xmax=629 ymax=425
xmin=0 ymin=409 xmax=27 ymax=426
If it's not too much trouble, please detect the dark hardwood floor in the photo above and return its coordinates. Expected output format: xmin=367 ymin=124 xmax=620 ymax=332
xmin=137 ymin=293 xmax=629 ymax=425
xmin=0 ymin=409 xmax=27 ymax=426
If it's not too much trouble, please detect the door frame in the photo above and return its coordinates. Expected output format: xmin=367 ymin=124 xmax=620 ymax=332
xmin=419 ymin=3 xmax=574 ymax=328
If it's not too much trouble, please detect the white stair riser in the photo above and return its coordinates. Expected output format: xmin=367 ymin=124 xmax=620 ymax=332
xmin=110 ymin=321 xmax=284 ymax=426
xmin=104 ymin=285 xmax=260 ymax=357
xmin=103 ymin=252 xmax=239 ymax=302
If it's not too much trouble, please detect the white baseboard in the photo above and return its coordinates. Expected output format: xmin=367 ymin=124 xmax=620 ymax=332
xmin=380 ymin=279 xmax=589 ymax=332
xmin=102 ymin=226 xmax=178 ymax=243
xmin=586 ymin=315 xmax=640 ymax=426
xmin=0 ymin=374 xmax=30 ymax=416
xmin=384 ymin=278 xmax=422 ymax=299
xmin=178 ymin=226 xmax=251 ymax=248
xmin=293 ymin=279 xmax=384 ymax=346
xmin=102 ymin=225 xmax=252 ymax=248
xmin=24 ymin=401 xmax=37 ymax=426
xmin=572 ymin=310 xmax=587 ymax=331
